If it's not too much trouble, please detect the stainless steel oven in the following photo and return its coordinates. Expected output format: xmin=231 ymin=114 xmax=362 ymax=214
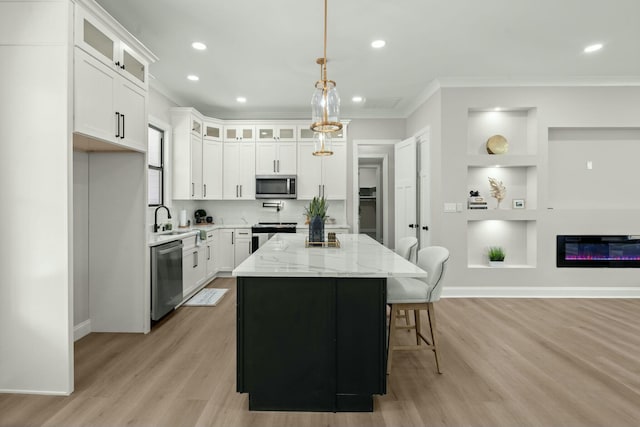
xmin=255 ymin=175 xmax=296 ymax=199
xmin=251 ymin=222 xmax=298 ymax=252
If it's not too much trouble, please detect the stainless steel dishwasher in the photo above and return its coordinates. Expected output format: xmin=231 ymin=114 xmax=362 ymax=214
xmin=151 ymin=240 xmax=183 ymax=321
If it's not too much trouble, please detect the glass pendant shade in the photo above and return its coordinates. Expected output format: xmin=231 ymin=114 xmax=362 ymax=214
xmin=311 ymin=79 xmax=341 ymax=133
xmin=313 ymin=131 xmax=333 ymax=156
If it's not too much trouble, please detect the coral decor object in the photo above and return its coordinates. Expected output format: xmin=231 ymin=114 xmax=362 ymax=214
xmin=488 ymin=177 xmax=506 ymax=209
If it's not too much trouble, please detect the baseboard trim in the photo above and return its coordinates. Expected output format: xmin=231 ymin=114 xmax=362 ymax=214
xmin=74 ymin=319 xmax=91 ymax=341
xmin=442 ymin=286 xmax=640 ymax=298
xmin=0 ymin=388 xmax=71 ymax=396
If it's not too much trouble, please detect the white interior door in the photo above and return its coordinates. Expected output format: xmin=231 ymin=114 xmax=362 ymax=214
xmin=394 ymin=137 xmax=417 ymax=249
xmin=418 ymin=135 xmax=431 ymax=248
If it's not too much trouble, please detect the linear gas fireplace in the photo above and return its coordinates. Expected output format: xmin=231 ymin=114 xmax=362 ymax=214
xmin=557 ymin=235 xmax=640 ymax=268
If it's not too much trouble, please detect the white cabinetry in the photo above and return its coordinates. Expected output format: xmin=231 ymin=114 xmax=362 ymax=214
xmin=298 ymin=124 xmax=348 ymax=142
xmin=255 ymin=141 xmax=297 ymax=175
xmin=171 ymin=108 xmax=224 ymax=200
xmin=256 ymin=125 xmax=297 ymax=142
xmin=75 ymin=6 xmax=149 ymax=89
xmin=297 ymin=141 xmax=346 ymax=199
xmin=214 ymin=228 xmax=252 ymax=271
xmin=234 ymin=229 xmax=252 ymax=267
xmin=204 ymin=121 xmax=223 ymax=141
xmin=224 ymin=125 xmax=255 ymax=142
xmin=182 ymin=235 xmax=206 ymax=299
xmin=74 ymin=48 xmax=147 ymax=151
xmin=205 ymin=230 xmax=216 ymax=278
xmin=223 ymin=142 xmax=256 ymax=199
xmin=215 ymin=229 xmax=235 ymax=272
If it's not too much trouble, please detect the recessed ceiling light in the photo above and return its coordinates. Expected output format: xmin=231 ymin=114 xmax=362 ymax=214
xmin=236 ymin=97 xmax=247 ymax=103
xmin=494 ymin=107 xmax=502 ymax=111
xmin=584 ymin=43 xmax=603 ymax=53
xmin=352 ymin=96 xmax=363 ymax=103
xmin=187 ymin=74 xmax=199 ymax=81
xmin=191 ymin=42 xmax=207 ymax=50
xmin=371 ymin=40 xmax=386 ymax=49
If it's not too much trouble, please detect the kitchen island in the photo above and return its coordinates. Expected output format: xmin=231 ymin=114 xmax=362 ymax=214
xmin=233 ymin=233 xmax=426 ymax=412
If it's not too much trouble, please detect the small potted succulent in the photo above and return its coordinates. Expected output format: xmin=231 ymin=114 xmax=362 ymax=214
xmin=488 ymin=246 xmax=506 ymax=267
xmin=304 ymin=196 xmax=328 ymax=243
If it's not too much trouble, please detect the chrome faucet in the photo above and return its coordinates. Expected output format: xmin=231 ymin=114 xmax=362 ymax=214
xmin=154 ymin=205 xmax=172 ymax=232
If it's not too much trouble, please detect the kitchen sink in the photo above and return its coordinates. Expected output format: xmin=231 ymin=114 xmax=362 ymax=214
xmin=159 ymin=230 xmax=191 ymax=236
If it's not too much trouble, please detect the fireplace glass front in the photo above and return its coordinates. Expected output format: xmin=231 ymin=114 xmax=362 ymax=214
xmin=557 ymin=235 xmax=640 ymax=268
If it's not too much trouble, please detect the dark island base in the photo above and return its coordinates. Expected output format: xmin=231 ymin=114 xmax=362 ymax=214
xmin=249 ymin=392 xmax=373 ymax=412
xmin=237 ymin=276 xmax=387 ymax=412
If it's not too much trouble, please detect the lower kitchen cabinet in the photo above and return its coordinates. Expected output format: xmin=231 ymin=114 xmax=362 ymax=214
xmin=182 ymin=235 xmax=206 ymax=298
xmin=205 ymin=230 xmax=216 ymax=277
xmin=214 ymin=228 xmax=252 ymax=272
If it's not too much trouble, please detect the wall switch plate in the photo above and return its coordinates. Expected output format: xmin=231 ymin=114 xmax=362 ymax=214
xmin=586 ymin=160 xmax=593 ymax=170
xmin=456 ymin=203 xmax=463 ymax=212
xmin=444 ymin=203 xmax=457 ymax=213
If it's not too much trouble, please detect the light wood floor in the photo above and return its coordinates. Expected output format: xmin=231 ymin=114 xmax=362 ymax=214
xmin=2 ymin=278 xmax=640 ymax=427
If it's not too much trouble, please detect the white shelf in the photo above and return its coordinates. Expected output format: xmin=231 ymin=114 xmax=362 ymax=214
xmin=467 ymin=108 xmax=537 ymax=155
xmin=466 ymin=154 xmax=537 ymax=167
xmin=468 ymin=264 xmax=536 ymax=269
xmin=466 ymin=209 xmax=537 ymax=221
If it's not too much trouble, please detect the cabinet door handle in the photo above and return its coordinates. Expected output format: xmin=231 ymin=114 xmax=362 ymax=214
xmin=115 ymin=61 xmax=120 ymax=67
xmin=236 ymin=184 xmax=239 ymax=198
xmin=273 ymin=160 xmax=276 ymax=173
xmin=231 ymin=231 xmax=234 ymax=245
xmin=240 ymin=185 xmax=242 ymax=198
xmin=422 ymin=225 xmax=429 ymax=231
xmin=319 ymin=185 xmax=321 ymax=197
xmin=208 ymin=246 xmax=211 ymax=261
xmin=193 ymin=251 xmax=198 ymax=268
xmin=192 ymin=183 xmax=195 ymax=197
xmin=115 ymin=112 xmax=120 ymax=138
xmin=277 ymin=160 xmax=280 ymax=172
xmin=120 ymin=114 xmax=125 ymax=139
xmin=203 ymin=184 xmax=207 ymax=198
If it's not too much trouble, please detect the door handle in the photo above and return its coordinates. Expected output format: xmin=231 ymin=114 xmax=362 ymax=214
xmin=277 ymin=160 xmax=280 ymax=172
xmin=193 ymin=251 xmax=198 ymax=268
xmin=203 ymin=184 xmax=207 ymax=198
xmin=115 ymin=112 xmax=120 ymax=138
xmin=409 ymin=224 xmax=415 ymax=228
xmin=240 ymin=185 xmax=242 ymax=198
xmin=236 ymin=185 xmax=239 ymax=198
xmin=120 ymin=114 xmax=125 ymax=139
xmin=192 ymin=183 xmax=195 ymax=197
xmin=208 ymin=246 xmax=211 ymax=260
xmin=273 ymin=160 xmax=276 ymax=173
xmin=422 ymin=225 xmax=429 ymax=230
xmin=231 ymin=231 xmax=234 ymax=245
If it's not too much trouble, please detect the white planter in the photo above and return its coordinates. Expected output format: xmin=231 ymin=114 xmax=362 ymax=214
xmin=489 ymin=261 xmax=505 ymax=267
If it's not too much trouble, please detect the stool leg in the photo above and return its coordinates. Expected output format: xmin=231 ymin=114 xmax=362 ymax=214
xmin=387 ymin=304 xmax=398 ymax=375
xmin=427 ymin=303 xmax=442 ymax=374
xmin=414 ymin=309 xmax=422 ymax=346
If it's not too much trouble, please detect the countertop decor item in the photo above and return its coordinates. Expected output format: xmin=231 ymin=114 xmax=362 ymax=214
xmin=310 ymin=0 xmax=342 ymax=156
xmin=486 ymin=134 xmax=508 ymax=154
xmin=305 ymin=196 xmax=328 ymax=242
xmin=488 ymin=176 xmax=506 ymax=209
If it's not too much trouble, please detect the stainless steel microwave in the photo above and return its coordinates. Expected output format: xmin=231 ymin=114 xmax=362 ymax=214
xmin=255 ymin=175 xmax=297 ymax=199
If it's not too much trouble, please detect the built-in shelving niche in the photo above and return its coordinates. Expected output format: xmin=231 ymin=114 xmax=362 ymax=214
xmin=467 ymin=108 xmax=537 ymax=156
xmin=467 ymin=220 xmax=537 ymax=268
xmin=467 ymin=165 xmax=537 ymax=210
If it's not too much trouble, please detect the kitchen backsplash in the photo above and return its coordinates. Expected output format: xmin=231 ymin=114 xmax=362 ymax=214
xmin=148 ymin=199 xmax=346 ymax=229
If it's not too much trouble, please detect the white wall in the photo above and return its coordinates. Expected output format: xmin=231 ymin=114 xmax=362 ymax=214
xmin=406 ymin=86 xmax=640 ymax=296
xmin=0 ymin=0 xmax=73 ymax=394
xmin=73 ymin=152 xmax=90 ymax=327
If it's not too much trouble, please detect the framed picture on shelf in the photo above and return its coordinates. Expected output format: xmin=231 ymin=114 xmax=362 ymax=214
xmin=512 ymin=199 xmax=525 ymax=209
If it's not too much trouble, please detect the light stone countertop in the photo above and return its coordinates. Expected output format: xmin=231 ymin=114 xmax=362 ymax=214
xmin=147 ymin=223 xmax=251 ymax=247
xmin=232 ymin=233 xmax=427 ymax=278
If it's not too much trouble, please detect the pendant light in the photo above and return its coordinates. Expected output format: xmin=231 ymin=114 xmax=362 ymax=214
xmin=310 ymin=0 xmax=342 ymax=156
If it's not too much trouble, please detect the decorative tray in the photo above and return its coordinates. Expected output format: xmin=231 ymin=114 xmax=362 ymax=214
xmin=305 ymin=237 xmax=341 ymax=248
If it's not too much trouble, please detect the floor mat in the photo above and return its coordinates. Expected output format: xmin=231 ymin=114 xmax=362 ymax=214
xmin=183 ymin=288 xmax=228 ymax=306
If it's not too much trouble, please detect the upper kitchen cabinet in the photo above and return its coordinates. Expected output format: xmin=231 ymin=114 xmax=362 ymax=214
xmin=73 ymin=0 xmax=157 ymax=151
xmin=255 ymin=141 xmax=297 ymax=175
xmin=223 ymin=142 xmax=256 ymax=199
xmin=297 ymin=141 xmax=346 ymax=200
xmin=297 ymin=122 xmax=349 ymax=142
xmin=203 ymin=120 xmax=223 ymax=141
xmin=224 ymin=125 xmax=255 ymax=142
xmin=256 ymin=125 xmax=297 ymax=142
xmin=171 ymin=108 xmax=207 ymax=200
xmin=75 ymin=4 xmax=149 ymax=89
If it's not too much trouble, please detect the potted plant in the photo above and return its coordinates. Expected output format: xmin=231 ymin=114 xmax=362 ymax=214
xmin=305 ymin=196 xmax=328 ymax=242
xmin=488 ymin=246 xmax=506 ymax=267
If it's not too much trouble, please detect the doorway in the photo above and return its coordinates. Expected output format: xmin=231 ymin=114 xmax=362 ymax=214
xmin=358 ymin=160 xmax=383 ymax=242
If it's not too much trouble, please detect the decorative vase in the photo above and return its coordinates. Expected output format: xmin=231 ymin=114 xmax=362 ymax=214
xmin=309 ymin=215 xmax=325 ymax=243
xmin=489 ymin=261 xmax=505 ymax=267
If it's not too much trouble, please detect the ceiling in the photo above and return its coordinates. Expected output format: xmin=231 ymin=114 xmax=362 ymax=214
xmin=95 ymin=0 xmax=640 ymax=120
